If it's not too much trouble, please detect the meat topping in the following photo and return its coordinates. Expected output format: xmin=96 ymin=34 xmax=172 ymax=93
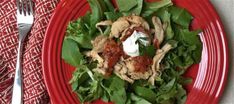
xmin=132 ymin=56 xmax=152 ymax=72
xmin=103 ymin=40 xmax=123 ymax=69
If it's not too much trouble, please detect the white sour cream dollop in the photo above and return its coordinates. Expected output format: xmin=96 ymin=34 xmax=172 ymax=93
xmin=122 ymin=30 xmax=150 ymax=57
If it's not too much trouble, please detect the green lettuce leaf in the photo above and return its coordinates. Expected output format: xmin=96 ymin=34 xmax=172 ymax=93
xmin=104 ymin=0 xmax=115 ymax=12
xmin=109 ymin=76 xmax=127 ymax=104
xmin=66 ymin=17 xmax=92 ymax=49
xmin=169 ymin=6 xmax=193 ymax=28
xmin=116 ymin=0 xmax=137 ymax=12
xmin=156 ymin=78 xmax=177 ymax=103
xmin=175 ymin=84 xmax=187 ymax=104
xmin=88 ymin=0 xmax=107 ymax=36
xmin=157 ymin=8 xmax=174 ymax=40
xmin=130 ymin=93 xmax=152 ymax=104
xmin=142 ymin=0 xmax=173 ymax=12
xmin=62 ymin=38 xmax=84 ymax=66
xmin=104 ymin=12 xmax=123 ymax=21
xmin=70 ymin=65 xmax=104 ymax=103
xmin=123 ymin=0 xmax=144 ymax=16
xmin=134 ymin=86 xmax=157 ymax=103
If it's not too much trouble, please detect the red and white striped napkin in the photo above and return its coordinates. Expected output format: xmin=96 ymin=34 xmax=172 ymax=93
xmin=0 ymin=0 xmax=60 ymax=103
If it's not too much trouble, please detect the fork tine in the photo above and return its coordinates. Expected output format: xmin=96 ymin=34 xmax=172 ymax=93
xmin=20 ymin=0 xmax=25 ymax=15
xmin=25 ymin=0 xmax=29 ymax=15
xmin=16 ymin=0 xmax=21 ymax=14
xmin=29 ymin=0 xmax=34 ymax=15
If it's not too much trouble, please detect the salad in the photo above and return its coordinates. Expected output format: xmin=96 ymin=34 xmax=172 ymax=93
xmin=62 ymin=0 xmax=202 ymax=104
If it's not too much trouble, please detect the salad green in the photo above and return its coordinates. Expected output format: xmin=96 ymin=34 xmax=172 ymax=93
xmin=62 ymin=0 xmax=202 ymax=104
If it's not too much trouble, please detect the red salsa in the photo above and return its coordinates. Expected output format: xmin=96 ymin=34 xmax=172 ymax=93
xmin=103 ymin=39 xmax=123 ymax=69
xmin=132 ymin=56 xmax=152 ymax=72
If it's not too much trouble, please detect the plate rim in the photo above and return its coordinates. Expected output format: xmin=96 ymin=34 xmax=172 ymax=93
xmin=42 ymin=0 xmax=229 ymax=103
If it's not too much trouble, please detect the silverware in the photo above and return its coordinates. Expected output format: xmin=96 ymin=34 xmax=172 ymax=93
xmin=12 ymin=0 xmax=34 ymax=104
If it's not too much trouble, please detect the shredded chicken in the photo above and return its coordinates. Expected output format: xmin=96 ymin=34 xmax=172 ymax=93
xmin=120 ymin=24 xmax=140 ymax=40
xmin=88 ymin=15 xmax=172 ymax=84
xmin=96 ymin=20 xmax=113 ymax=35
xmin=85 ymin=50 xmax=109 ymax=75
xmin=110 ymin=15 xmax=150 ymax=38
xmin=112 ymin=57 xmax=153 ymax=83
xmin=91 ymin=35 xmax=108 ymax=53
xmin=110 ymin=19 xmax=130 ymax=38
xmin=125 ymin=58 xmax=152 ymax=80
xmin=148 ymin=43 xmax=172 ymax=85
xmin=152 ymin=16 xmax=164 ymax=47
xmin=85 ymin=51 xmax=104 ymax=64
xmin=93 ymin=67 xmax=107 ymax=75
xmin=114 ymin=58 xmax=134 ymax=83
xmin=86 ymin=36 xmax=122 ymax=76
xmin=85 ymin=35 xmax=108 ymax=69
xmin=124 ymin=15 xmax=150 ymax=30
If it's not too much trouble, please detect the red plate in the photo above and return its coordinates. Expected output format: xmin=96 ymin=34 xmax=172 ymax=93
xmin=42 ymin=0 xmax=229 ymax=104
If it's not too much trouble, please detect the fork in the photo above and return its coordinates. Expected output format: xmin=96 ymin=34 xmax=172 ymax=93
xmin=11 ymin=0 xmax=34 ymax=103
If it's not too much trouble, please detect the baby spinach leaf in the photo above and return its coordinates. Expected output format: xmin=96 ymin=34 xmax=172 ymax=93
xmin=171 ymin=28 xmax=202 ymax=65
xmin=130 ymin=93 xmax=152 ymax=104
xmin=116 ymin=0 xmax=137 ymax=12
xmin=66 ymin=19 xmax=88 ymax=36
xmin=123 ymin=0 xmax=143 ymax=16
xmin=110 ymin=88 xmax=127 ymax=104
xmin=104 ymin=0 xmax=115 ymax=12
xmin=141 ymin=10 xmax=155 ymax=18
xmin=157 ymin=8 xmax=174 ymax=40
xmin=88 ymin=0 xmax=103 ymax=26
xmin=172 ymin=56 xmax=184 ymax=68
xmin=136 ymin=37 xmax=156 ymax=57
xmin=82 ymin=12 xmax=91 ymax=26
xmin=77 ymin=80 xmax=103 ymax=102
xmin=138 ymin=43 xmax=155 ymax=57
xmin=144 ymin=45 xmax=156 ymax=57
xmin=192 ymin=45 xmax=202 ymax=63
xmin=134 ymin=86 xmax=157 ymax=103
xmin=175 ymin=84 xmax=187 ymax=104
xmin=109 ymin=76 xmax=127 ymax=104
xmin=167 ymin=40 xmax=178 ymax=49
xmin=70 ymin=67 xmax=89 ymax=91
xmin=156 ymin=78 xmax=177 ymax=103
xmin=104 ymin=12 xmax=123 ymax=21
xmin=86 ymin=80 xmax=103 ymax=101
xmin=109 ymin=76 xmax=125 ymax=89
xmin=66 ymin=35 xmax=92 ymax=49
xmin=143 ymin=0 xmax=173 ymax=11
xmin=141 ymin=0 xmax=173 ymax=23
xmin=88 ymin=0 xmax=106 ymax=36
xmin=62 ymin=38 xmax=83 ymax=67
xmin=101 ymin=90 xmax=110 ymax=102
xmin=180 ymin=29 xmax=201 ymax=45
xmin=66 ymin=18 xmax=92 ymax=49
xmin=72 ymin=66 xmax=104 ymax=103
xmin=158 ymin=78 xmax=176 ymax=94
xmin=169 ymin=6 xmax=193 ymax=28
xmin=178 ymin=77 xmax=192 ymax=85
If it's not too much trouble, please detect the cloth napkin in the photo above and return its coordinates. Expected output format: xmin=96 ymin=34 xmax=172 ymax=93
xmin=0 ymin=0 xmax=60 ymax=103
